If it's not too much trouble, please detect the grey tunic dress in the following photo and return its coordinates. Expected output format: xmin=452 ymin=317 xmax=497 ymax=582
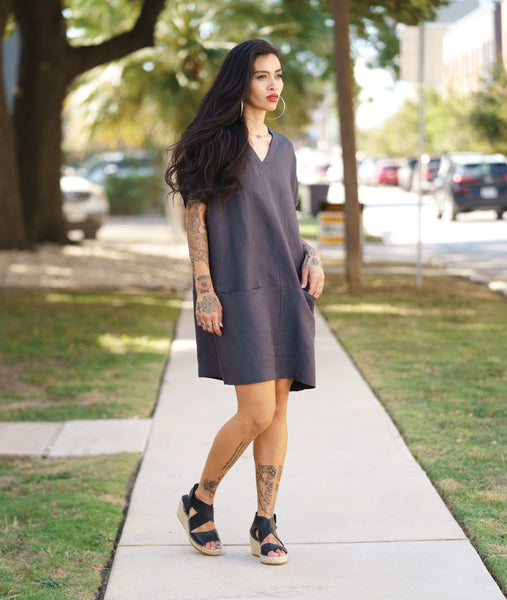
xmin=193 ymin=128 xmax=315 ymax=392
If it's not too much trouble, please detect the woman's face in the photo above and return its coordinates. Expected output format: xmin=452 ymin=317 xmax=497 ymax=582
xmin=244 ymin=53 xmax=283 ymax=113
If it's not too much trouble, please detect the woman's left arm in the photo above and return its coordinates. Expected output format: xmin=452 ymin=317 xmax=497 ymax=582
xmin=301 ymin=240 xmax=325 ymax=298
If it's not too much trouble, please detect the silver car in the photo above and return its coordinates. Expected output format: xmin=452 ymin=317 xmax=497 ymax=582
xmin=61 ymin=174 xmax=110 ymax=239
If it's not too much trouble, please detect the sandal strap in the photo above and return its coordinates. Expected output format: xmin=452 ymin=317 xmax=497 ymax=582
xmin=252 ymin=514 xmax=277 ymax=540
xmin=184 ymin=483 xmax=215 ymax=530
xmin=250 ymin=513 xmax=287 ymax=553
xmin=191 ymin=528 xmax=221 ymax=546
xmin=260 ymin=542 xmax=286 ymax=557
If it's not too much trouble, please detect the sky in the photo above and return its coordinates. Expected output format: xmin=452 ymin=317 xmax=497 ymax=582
xmin=353 ymin=0 xmax=475 ymax=131
xmin=354 ymin=56 xmax=411 ymax=131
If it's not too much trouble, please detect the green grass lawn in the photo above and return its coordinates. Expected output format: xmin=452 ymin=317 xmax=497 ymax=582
xmin=318 ymin=270 xmax=507 ymax=594
xmin=298 ymin=216 xmax=319 ymax=239
xmin=0 ymin=291 xmax=181 ymax=421
xmin=0 ymin=289 xmax=181 ymax=598
xmin=0 ymin=453 xmax=139 ymax=600
xmin=1 ymin=275 xmax=505 ymax=595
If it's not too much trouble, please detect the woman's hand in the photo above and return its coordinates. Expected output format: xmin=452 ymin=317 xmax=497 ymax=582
xmin=196 ymin=283 xmax=223 ymax=337
xmin=301 ymin=243 xmax=325 ymax=298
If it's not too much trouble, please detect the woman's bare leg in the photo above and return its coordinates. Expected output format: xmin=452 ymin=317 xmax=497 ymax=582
xmin=190 ymin=380 xmax=277 ymax=550
xmin=252 ymin=378 xmax=292 ymax=558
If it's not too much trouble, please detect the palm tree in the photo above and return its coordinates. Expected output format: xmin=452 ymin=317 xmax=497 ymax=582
xmin=64 ymin=0 xmax=334 ymax=148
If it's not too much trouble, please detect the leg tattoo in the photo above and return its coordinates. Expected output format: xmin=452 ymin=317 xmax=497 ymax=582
xmin=201 ymin=478 xmax=221 ymax=497
xmin=200 ymin=439 xmax=250 ymax=502
xmin=256 ymin=463 xmax=283 ymax=515
xmin=221 ymin=439 xmax=250 ymax=472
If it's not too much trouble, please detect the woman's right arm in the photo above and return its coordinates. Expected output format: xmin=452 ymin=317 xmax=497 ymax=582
xmin=186 ymin=198 xmax=223 ymax=337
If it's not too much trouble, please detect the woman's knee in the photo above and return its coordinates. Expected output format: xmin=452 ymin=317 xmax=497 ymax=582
xmin=239 ymin=406 xmax=275 ymax=437
xmin=235 ymin=381 xmax=277 ymax=436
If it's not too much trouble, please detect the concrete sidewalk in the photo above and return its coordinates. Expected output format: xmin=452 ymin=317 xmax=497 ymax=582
xmin=104 ymin=301 xmax=504 ymax=600
xmin=0 ymin=419 xmax=151 ymax=457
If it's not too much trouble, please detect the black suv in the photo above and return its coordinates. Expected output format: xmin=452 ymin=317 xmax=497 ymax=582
xmin=433 ymin=153 xmax=507 ymax=220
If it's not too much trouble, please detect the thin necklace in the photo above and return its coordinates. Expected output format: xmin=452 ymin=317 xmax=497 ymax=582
xmin=249 ymin=130 xmax=271 ymax=141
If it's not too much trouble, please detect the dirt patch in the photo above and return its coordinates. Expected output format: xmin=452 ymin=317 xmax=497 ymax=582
xmin=0 ymin=363 xmax=40 ymax=400
xmin=0 ymin=240 xmax=191 ymax=294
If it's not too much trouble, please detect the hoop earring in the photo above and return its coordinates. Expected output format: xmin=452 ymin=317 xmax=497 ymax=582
xmin=265 ymin=96 xmax=286 ymax=120
xmin=239 ymin=100 xmax=244 ymax=120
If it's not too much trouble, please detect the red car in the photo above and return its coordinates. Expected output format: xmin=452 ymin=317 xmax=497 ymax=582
xmin=373 ymin=159 xmax=399 ymax=185
xmin=413 ymin=155 xmax=441 ymax=192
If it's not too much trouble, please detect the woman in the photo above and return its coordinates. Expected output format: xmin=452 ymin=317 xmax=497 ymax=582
xmin=166 ymin=39 xmax=324 ymax=565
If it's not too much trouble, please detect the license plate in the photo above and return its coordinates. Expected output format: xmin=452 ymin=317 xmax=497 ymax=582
xmin=480 ymin=186 xmax=498 ymax=199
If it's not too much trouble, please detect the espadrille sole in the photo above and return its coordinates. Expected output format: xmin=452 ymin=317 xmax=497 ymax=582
xmin=177 ymin=498 xmax=222 ymax=556
xmin=250 ymin=535 xmax=288 ymax=565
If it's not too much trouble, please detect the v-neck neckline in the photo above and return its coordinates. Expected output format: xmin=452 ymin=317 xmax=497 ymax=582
xmin=250 ymin=127 xmax=274 ymax=164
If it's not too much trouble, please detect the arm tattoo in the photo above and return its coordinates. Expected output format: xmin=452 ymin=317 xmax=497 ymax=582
xmin=186 ymin=199 xmax=210 ymax=278
xmin=256 ymin=464 xmax=283 ymax=515
xmin=196 ymin=274 xmax=211 ymax=294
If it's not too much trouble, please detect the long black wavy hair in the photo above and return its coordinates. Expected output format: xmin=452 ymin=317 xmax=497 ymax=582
xmin=165 ymin=39 xmax=282 ymax=206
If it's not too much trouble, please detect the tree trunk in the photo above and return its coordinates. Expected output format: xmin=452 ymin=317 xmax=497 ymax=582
xmin=11 ymin=0 xmax=166 ymax=245
xmin=332 ymin=0 xmax=362 ymax=290
xmin=0 ymin=0 xmax=29 ymax=249
xmin=13 ymin=0 xmax=68 ymax=243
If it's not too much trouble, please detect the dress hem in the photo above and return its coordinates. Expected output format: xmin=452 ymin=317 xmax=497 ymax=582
xmin=197 ymin=372 xmax=315 ymax=392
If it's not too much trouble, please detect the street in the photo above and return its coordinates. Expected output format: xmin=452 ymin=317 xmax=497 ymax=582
xmin=326 ymin=183 xmax=507 ymax=290
xmin=96 ymin=185 xmax=507 ymax=292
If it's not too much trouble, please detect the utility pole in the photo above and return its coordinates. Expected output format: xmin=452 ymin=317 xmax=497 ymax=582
xmin=416 ymin=21 xmax=425 ymax=286
xmin=332 ymin=0 xmax=362 ymax=290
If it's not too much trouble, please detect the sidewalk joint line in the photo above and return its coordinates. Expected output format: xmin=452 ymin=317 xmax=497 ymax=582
xmin=118 ymin=538 xmax=468 ymax=549
xmin=42 ymin=421 xmax=65 ymax=458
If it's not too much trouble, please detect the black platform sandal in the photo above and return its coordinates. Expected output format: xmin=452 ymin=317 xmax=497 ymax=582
xmin=177 ymin=483 xmax=221 ymax=556
xmin=249 ymin=513 xmax=288 ymax=565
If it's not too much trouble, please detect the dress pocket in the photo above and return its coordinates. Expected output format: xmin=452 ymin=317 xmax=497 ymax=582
xmin=301 ymin=288 xmax=316 ymax=311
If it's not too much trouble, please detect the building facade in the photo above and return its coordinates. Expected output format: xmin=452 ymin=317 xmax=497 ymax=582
xmin=440 ymin=0 xmax=503 ymax=94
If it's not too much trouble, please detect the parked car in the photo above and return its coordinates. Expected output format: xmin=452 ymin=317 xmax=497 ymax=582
xmin=357 ymin=157 xmax=376 ymax=186
xmin=432 ymin=152 xmax=507 ymax=220
xmin=61 ymin=174 xmax=110 ymax=239
xmin=295 ymin=147 xmax=331 ymax=185
xmin=82 ymin=151 xmax=156 ymax=184
xmin=412 ymin=155 xmax=441 ymax=192
xmin=398 ymin=157 xmax=417 ymax=191
xmin=76 ymin=151 xmax=163 ymax=215
xmin=372 ymin=159 xmax=399 ymax=185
